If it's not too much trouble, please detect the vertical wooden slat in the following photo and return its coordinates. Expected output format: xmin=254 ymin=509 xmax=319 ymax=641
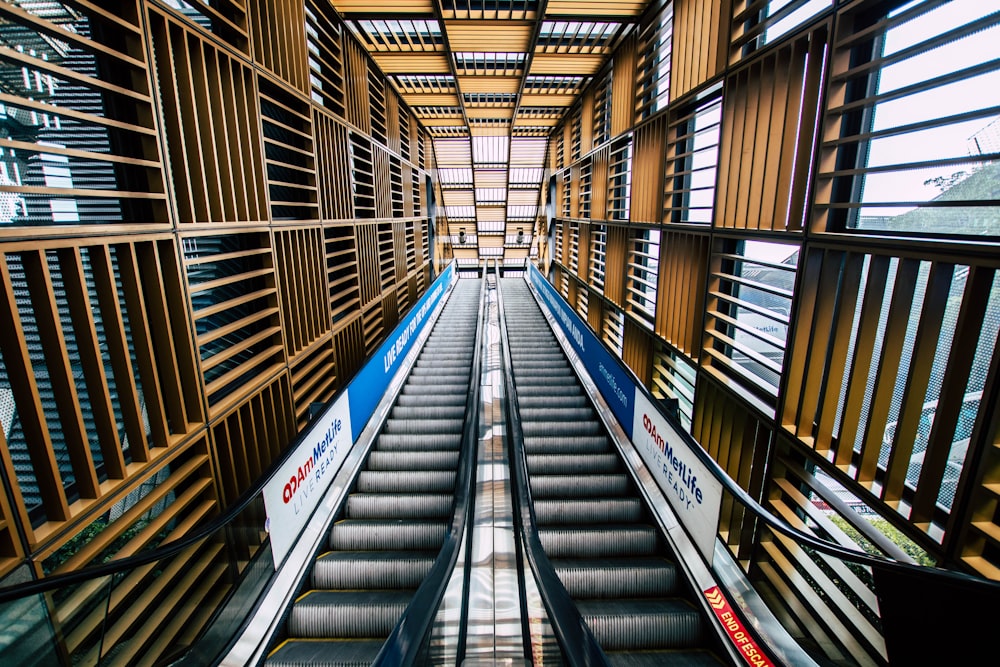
xmin=22 ymin=250 xmax=100 ymax=500
xmin=0 ymin=258 xmax=70 ymax=522
xmin=58 ymin=247 xmax=126 ymax=480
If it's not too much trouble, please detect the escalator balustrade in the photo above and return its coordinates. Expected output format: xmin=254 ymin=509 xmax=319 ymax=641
xmin=266 ymin=280 xmax=481 ymax=666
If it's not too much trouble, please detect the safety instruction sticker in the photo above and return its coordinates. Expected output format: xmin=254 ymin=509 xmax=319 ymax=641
xmin=704 ymin=586 xmax=775 ymax=667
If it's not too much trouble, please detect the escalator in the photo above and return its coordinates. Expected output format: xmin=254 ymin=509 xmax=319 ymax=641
xmin=500 ymin=278 xmax=724 ymax=666
xmin=265 ymin=278 xmax=482 ymax=665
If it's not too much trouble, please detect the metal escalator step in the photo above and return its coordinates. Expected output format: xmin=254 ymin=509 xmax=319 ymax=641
xmin=345 ymin=493 xmax=454 ymax=519
xmin=552 ymin=558 xmax=678 ymax=598
xmin=603 ymin=650 xmax=723 ymax=667
xmin=576 ymin=599 xmax=704 ymax=651
xmin=390 ymin=405 xmax=466 ymax=421
xmin=519 ymin=394 xmax=589 ymax=409
xmin=524 ymin=435 xmax=609 ymax=454
xmin=400 ymin=382 xmax=469 ymax=396
xmin=405 ymin=373 xmax=470 ymax=385
xmin=526 ymin=453 xmax=620 ymax=474
xmin=517 ymin=384 xmax=583 ymax=398
xmin=312 ymin=551 xmax=436 ymax=589
xmin=288 ymin=590 xmax=411 ymax=637
xmin=395 ymin=393 xmax=466 ymax=408
xmin=533 ymin=498 xmax=643 ymax=525
xmin=375 ymin=433 xmax=461 ymax=451
xmin=329 ymin=519 xmax=446 ymax=551
xmin=521 ymin=420 xmax=603 ymax=437
xmin=530 ymin=474 xmax=630 ymax=498
xmin=356 ymin=470 xmax=456 ymax=493
xmin=538 ymin=525 xmax=658 ymax=558
xmin=382 ymin=418 xmax=464 ymax=435
xmin=266 ymin=638 xmax=385 ymax=667
xmin=511 ymin=375 xmax=578 ymax=387
xmin=366 ymin=450 xmax=460 ymax=471
xmin=518 ymin=407 xmax=594 ymax=423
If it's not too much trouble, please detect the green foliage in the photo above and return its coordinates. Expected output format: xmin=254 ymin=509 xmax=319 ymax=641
xmin=828 ymin=514 xmax=936 ymax=567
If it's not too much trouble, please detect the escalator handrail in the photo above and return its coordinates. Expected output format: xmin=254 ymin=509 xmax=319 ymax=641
xmin=0 ymin=265 xmax=461 ymax=606
xmin=495 ymin=276 xmax=611 ymax=667
xmin=521 ymin=270 xmax=1000 ymax=593
xmin=372 ymin=267 xmax=488 ymax=666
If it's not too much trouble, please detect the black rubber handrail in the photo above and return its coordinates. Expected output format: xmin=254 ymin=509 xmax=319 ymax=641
xmin=373 ymin=267 xmax=488 ymax=665
xmin=0 ymin=267 xmax=463 ymax=606
xmin=495 ymin=274 xmax=611 ymax=667
xmin=520 ymin=271 xmax=1000 ymax=594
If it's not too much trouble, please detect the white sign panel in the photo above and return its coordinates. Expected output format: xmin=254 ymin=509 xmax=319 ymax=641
xmin=263 ymin=390 xmax=353 ymax=568
xmin=632 ymin=391 xmax=722 ymax=564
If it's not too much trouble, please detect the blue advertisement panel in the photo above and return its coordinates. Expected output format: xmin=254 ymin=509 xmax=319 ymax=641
xmin=348 ymin=262 xmax=456 ymax=441
xmin=526 ymin=263 xmax=635 ymax=438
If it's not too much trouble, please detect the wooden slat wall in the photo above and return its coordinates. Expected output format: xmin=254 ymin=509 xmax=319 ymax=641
xmin=0 ymin=2 xmax=434 ymax=660
xmin=693 ymin=378 xmax=772 ymax=560
xmin=275 ymin=227 xmax=331 ymax=359
xmin=211 ymin=375 xmax=295 ymax=506
xmin=716 ymin=26 xmax=827 ymax=232
xmin=611 ymin=32 xmax=638 ymax=138
xmin=247 ymin=0 xmax=310 ymax=95
xmin=671 ymin=0 xmax=732 ymax=99
xmin=630 ymin=116 xmax=667 ymax=223
xmin=314 ymin=111 xmax=355 ymax=220
xmin=149 ymin=7 xmax=269 ymax=225
xmin=655 ymin=231 xmax=709 ymax=358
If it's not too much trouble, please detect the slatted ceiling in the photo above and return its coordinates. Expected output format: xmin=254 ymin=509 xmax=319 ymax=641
xmin=545 ymin=0 xmax=648 ymax=15
xmin=445 ymin=21 xmax=533 ymax=51
xmin=369 ymin=52 xmax=454 ymax=73
xmin=334 ymin=0 xmax=435 ymax=12
xmin=350 ymin=19 xmax=443 ymax=51
xmin=529 ymin=53 xmax=607 ymax=75
xmin=468 ymin=106 xmax=515 ymax=119
xmin=458 ymin=76 xmax=523 ymax=94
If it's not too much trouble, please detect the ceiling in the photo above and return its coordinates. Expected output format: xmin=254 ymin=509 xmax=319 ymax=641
xmin=329 ymin=0 xmax=653 ymax=267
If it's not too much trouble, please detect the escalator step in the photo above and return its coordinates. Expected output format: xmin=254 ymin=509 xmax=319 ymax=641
xmin=533 ymin=498 xmax=643 ymax=525
xmin=329 ymin=519 xmax=446 ymax=551
xmin=395 ymin=393 xmax=467 ymax=408
xmin=529 ymin=474 xmax=631 ymax=498
xmin=538 ymin=525 xmax=658 ymax=558
xmin=312 ymin=551 xmax=436 ymax=589
xmin=519 ymin=407 xmax=595 ymax=423
xmin=288 ymin=591 xmax=412 ymax=637
xmin=356 ymin=470 xmax=456 ymax=493
xmin=603 ymin=651 xmax=723 ymax=667
xmin=375 ymin=433 xmax=461 ymax=451
xmin=516 ymin=384 xmax=583 ymax=398
xmin=522 ymin=420 xmax=603 ymax=437
xmin=266 ymin=638 xmax=384 ymax=667
xmin=366 ymin=450 xmax=460 ymax=471
xmin=405 ymin=374 xmax=470 ymax=386
xmin=390 ymin=405 xmax=466 ymax=420
xmin=526 ymin=453 xmax=619 ymax=474
xmin=524 ymin=435 xmax=610 ymax=454
xmin=519 ymin=394 xmax=590 ymax=409
xmin=576 ymin=599 xmax=703 ymax=651
xmin=383 ymin=419 xmax=463 ymax=434
xmin=345 ymin=493 xmax=454 ymax=520
xmin=552 ymin=558 xmax=678 ymax=598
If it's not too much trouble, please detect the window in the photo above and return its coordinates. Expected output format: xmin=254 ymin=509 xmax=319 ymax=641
xmin=705 ymin=240 xmax=798 ymax=407
xmin=635 ymin=2 xmax=674 ymax=121
xmin=589 ymin=223 xmax=607 ymax=294
xmin=608 ymin=138 xmax=633 ymax=221
xmin=734 ymin=0 xmax=832 ymax=57
xmin=821 ymin=0 xmax=1000 ymax=237
xmin=652 ymin=341 xmax=697 ymax=432
xmin=666 ymin=92 xmax=722 ymax=225
xmin=603 ymin=305 xmax=625 ymax=357
xmin=625 ymin=228 xmax=660 ymax=329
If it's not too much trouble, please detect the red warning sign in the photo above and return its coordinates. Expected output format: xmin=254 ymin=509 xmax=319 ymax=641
xmin=704 ymin=586 xmax=775 ymax=667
